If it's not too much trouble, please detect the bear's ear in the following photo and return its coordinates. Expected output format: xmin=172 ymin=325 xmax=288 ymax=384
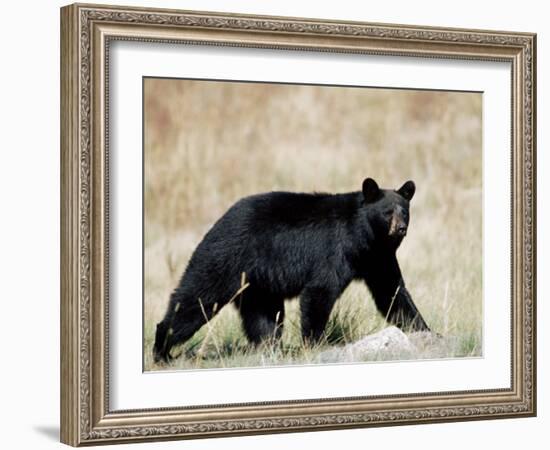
xmin=362 ymin=178 xmax=380 ymax=203
xmin=397 ymin=180 xmax=416 ymax=201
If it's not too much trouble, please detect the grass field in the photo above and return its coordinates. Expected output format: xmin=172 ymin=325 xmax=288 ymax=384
xmin=143 ymin=78 xmax=482 ymax=371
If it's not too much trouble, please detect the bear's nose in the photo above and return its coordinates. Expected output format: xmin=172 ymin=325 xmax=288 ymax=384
xmin=397 ymin=225 xmax=407 ymax=236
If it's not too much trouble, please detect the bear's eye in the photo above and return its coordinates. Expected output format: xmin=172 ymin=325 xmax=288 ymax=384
xmin=383 ymin=209 xmax=393 ymax=217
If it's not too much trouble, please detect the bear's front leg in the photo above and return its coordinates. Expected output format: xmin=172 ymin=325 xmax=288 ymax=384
xmin=385 ymin=283 xmax=430 ymax=332
xmin=364 ymin=254 xmax=430 ymax=333
xmin=300 ymin=286 xmax=342 ymax=344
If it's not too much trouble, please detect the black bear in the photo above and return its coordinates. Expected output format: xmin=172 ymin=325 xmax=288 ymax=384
xmin=153 ymin=178 xmax=430 ymax=363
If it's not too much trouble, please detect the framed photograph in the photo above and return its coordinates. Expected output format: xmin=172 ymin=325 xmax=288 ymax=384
xmin=60 ymin=3 xmax=536 ymax=446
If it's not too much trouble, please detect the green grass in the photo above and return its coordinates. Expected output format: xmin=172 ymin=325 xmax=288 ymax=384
xmin=144 ymin=281 xmax=482 ymax=371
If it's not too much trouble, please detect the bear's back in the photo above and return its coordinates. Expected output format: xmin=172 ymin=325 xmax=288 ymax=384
xmin=235 ymin=191 xmax=360 ymax=231
xmin=190 ymin=191 xmax=360 ymax=285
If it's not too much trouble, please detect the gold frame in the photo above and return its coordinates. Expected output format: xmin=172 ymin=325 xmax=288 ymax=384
xmin=60 ymin=3 xmax=536 ymax=446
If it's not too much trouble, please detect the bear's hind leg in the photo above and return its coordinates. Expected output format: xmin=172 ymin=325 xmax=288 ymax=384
xmin=239 ymin=290 xmax=285 ymax=345
xmin=154 ymin=291 xmax=222 ymax=363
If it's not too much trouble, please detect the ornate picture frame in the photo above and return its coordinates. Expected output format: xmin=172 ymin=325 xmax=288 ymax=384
xmin=60 ymin=3 xmax=536 ymax=446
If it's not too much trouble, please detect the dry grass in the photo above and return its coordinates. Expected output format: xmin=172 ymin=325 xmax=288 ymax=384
xmin=143 ymin=79 xmax=482 ymax=372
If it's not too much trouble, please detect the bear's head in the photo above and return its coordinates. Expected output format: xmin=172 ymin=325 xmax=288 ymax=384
xmin=361 ymin=177 xmax=416 ymax=248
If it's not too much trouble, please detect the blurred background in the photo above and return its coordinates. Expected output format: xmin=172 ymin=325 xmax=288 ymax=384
xmin=143 ymin=78 xmax=482 ymax=370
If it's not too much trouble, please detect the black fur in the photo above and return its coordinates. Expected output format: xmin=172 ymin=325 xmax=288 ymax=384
xmin=153 ymin=178 xmax=430 ymax=363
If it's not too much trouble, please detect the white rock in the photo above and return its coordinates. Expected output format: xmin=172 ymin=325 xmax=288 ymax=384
xmin=318 ymin=326 xmax=416 ymax=363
